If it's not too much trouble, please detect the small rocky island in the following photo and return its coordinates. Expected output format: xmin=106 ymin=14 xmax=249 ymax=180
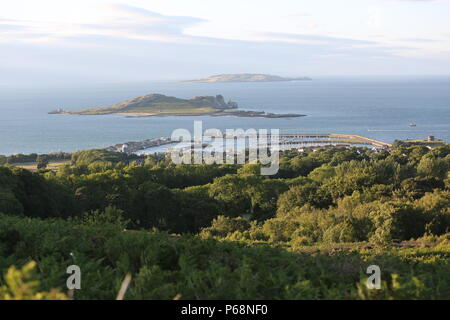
xmin=179 ymin=73 xmax=312 ymax=83
xmin=48 ymin=93 xmax=305 ymax=118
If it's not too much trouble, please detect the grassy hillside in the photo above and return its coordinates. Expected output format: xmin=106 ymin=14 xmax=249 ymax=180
xmin=66 ymin=94 xmax=234 ymax=115
xmin=51 ymin=93 xmax=304 ymax=118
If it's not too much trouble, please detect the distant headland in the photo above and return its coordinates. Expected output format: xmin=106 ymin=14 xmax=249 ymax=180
xmin=48 ymin=93 xmax=305 ymax=118
xmin=179 ymin=73 xmax=312 ymax=83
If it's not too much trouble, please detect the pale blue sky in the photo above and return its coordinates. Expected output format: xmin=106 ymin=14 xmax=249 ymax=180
xmin=1 ymin=0 xmax=450 ymax=85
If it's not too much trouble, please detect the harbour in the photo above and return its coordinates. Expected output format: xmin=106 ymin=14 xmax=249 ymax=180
xmin=108 ymin=133 xmax=394 ymax=155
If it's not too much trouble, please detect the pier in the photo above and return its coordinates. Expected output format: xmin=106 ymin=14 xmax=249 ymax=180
xmin=207 ymin=133 xmax=392 ymax=149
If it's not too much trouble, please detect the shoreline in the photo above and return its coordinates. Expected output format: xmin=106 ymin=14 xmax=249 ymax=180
xmin=50 ymin=110 xmax=307 ymax=119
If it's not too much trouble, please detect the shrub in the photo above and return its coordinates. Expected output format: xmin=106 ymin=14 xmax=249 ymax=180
xmin=0 ymin=261 xmax=68 ymax=300
xmin=200 ymin=216 xmax=251 ymax=238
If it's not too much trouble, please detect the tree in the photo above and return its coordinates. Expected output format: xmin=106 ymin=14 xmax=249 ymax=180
xmin=171 ymin=186 xmax=220 ymax=233
xmin=414 ymin=190 xmax=450 ymax=235
xmin=200 ymin=216 xmax=251 ymax=238
xmin=367 ymin=202 xmax=425 ymax=245
xmin=129 ymin=181 xmax=178 ymax=230
xmin=277 ymin=183 xmax=332 ymax=217
xmin=208 ymin=174 xmax=255 ymax=217
xmin=81 ymin=205 xmax=129 ymax=230
xmin=0 ymin=191 xmax=23 ymax=216
xmin=417 ymin=156 xmax=448 ymax=180
xmin=397 ymin=176 xmax=444 ymax=200
xmin=36 ymin=155 xmax=49 ymax=170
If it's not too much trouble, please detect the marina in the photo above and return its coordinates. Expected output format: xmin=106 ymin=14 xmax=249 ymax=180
xmin=109 ymin=133 xmax=394 ymax=155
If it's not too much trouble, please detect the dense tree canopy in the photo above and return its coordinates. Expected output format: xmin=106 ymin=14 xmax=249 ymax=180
xmin=0 ymin=145 xmax=449 ymax=239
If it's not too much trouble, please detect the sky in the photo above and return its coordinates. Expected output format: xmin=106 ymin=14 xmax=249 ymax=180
xmin=1 ymin=0 xmax=450 ymax=85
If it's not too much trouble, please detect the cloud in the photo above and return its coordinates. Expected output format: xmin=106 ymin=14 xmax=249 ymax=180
xmin=0 ymin=4 xmax=207 ymax=43
xmin=282 ymin=12 xmax=311 ymax=18
xmin=0 ymin=23 xmax=28 ymax=32
xmin=399 ymin=38 xmax=439 ymax=42
xmin=0 ymin=18 xmax=30 ymax=33
xmin=257 ymin=32 xmax=379 ymax=46
xmin=95 ymin=4 xmax=208 ymax=40
xmin=1 ymin=3 xmax=449 ymax=84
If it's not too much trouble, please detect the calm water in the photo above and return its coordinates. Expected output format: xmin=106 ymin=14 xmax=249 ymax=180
xmin=1 ymin=77 xmax=449 ymax=155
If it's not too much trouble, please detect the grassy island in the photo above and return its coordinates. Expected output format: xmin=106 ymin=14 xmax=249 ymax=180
xmin=49 ymin=93 xmax=305 ymax=118
xmin=179 ymin=73 xmax=312 ymax=83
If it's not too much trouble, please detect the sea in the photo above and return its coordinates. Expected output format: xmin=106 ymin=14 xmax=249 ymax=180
xmin=1 ymin=77 xmax=449 ymax=155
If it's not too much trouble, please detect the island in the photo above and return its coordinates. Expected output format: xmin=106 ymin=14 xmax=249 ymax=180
xmin=179 ymin=73 xmax=312 ymax=83
xmin=48 ymin=93 xmax=305 ymax=118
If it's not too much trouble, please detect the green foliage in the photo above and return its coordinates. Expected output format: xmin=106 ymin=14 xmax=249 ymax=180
xmin=80 ymin=206 xmax=129 ymax=230
xmin=1 ymin=214 xmax=449 ymax=300
xmin=417 ymin=155 xmax=449 ymax=179
xmin=36 ymin=155 xmax=49 ymax=170
xmin=277 ymin=183 xmax=332 ymax=216
xmin=1 ymin=145 xmax=450 ymax=299
xmin=70 ymin=149 xmax=142 ymax=167
xmin=200 ymin=216 xmax=251 ymax=238
xmin=0 ymin=166 xmax=76 ymax=219
xmin=0 ymin=261 xmax=68 ymax=300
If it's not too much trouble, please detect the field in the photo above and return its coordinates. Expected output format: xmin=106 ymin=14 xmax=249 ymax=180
xmin=12 ymin=160 xmax=69 ymax=172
